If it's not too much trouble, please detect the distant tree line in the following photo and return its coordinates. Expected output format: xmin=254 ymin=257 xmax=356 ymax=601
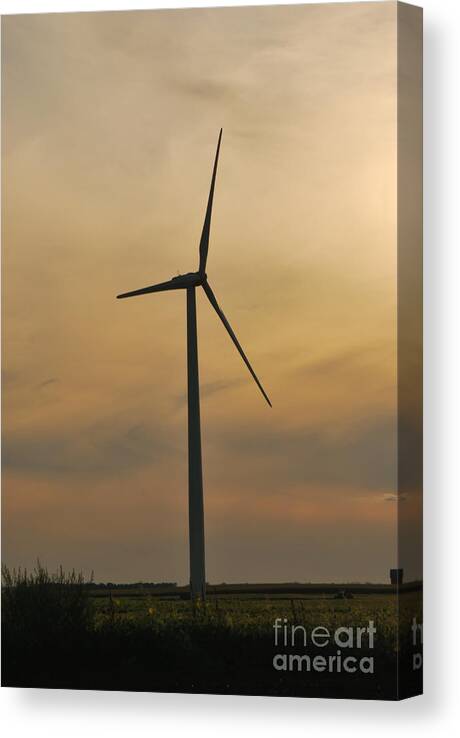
xmin=87 ymin=582 xmax=178 ymax=590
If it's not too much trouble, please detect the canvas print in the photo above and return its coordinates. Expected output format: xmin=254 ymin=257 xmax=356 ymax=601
xmin=1 ymin=1 xmax=423 ymax=699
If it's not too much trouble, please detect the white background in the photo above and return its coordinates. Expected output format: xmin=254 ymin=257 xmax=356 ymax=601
xmin=0 ymin=0 xmax=458 ymax=735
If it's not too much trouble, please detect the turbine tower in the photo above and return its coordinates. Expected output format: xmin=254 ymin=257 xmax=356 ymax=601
xmin=117 ymin=129 xmax=271 ymax=600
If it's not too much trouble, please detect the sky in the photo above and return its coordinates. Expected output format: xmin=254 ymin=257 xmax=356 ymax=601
xmin=2 ymin=2 xmax=403 ymax=584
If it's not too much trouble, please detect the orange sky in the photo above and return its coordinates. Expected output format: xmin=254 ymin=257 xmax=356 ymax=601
xmin=2 ymin=2 xmax=401 ymax=583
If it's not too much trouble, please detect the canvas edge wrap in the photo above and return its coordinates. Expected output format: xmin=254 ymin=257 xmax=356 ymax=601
xmin=396 ymin=0 xmax=423 ymax=700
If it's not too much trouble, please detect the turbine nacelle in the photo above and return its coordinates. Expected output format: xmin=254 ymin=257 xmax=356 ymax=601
xmin=117 ymin=270 xmax=206 ymax=299
xmin=171 ymin=271 xmax=206 ymax=287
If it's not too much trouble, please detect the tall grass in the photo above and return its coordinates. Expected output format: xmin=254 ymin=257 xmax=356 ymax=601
xmin=2 ymin=562 xmax=93 ymax=648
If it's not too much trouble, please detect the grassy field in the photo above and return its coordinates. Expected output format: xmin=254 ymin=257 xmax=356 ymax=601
xmin=1 ymin=566 xmax=422 ymax=699
xmin=91 ymin=590 xmax=399 ymax=639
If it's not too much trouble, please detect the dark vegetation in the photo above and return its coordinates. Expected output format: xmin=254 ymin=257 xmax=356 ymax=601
xmin=2 ymin=564 xmax=422 ymax=699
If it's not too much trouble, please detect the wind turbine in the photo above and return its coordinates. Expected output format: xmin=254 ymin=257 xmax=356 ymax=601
xmin=117 ymin=129 xmax=271 ymax=600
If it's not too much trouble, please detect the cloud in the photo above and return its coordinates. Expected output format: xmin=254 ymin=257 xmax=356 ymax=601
xmin=171 ymin=77 xmax=237 ymax=102
xmin=174 ymin=377 xmax=245 ymax=409
xmin=383 ymin=493 xmax=407 ymax=503
xmin=2 ymin=419 xmax=179 ymax=478
xmin=214 ymin=414 xmax=396 ymax=492
xmin=36 ymin=377 xmax=59 ymax=390
xmin=293 ymin=344 xmax=388 ymax=379
xmin=295 ymin=348 xmax=369 ymax=376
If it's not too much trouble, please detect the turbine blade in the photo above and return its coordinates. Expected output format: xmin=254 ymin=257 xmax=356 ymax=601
xmin=202 ymin=281 xmax=272 ymax=407
xmin=117 ymin=276 xmax=188 ymax=299
xmin=199 ymin=129 xmax=223 ymax=274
